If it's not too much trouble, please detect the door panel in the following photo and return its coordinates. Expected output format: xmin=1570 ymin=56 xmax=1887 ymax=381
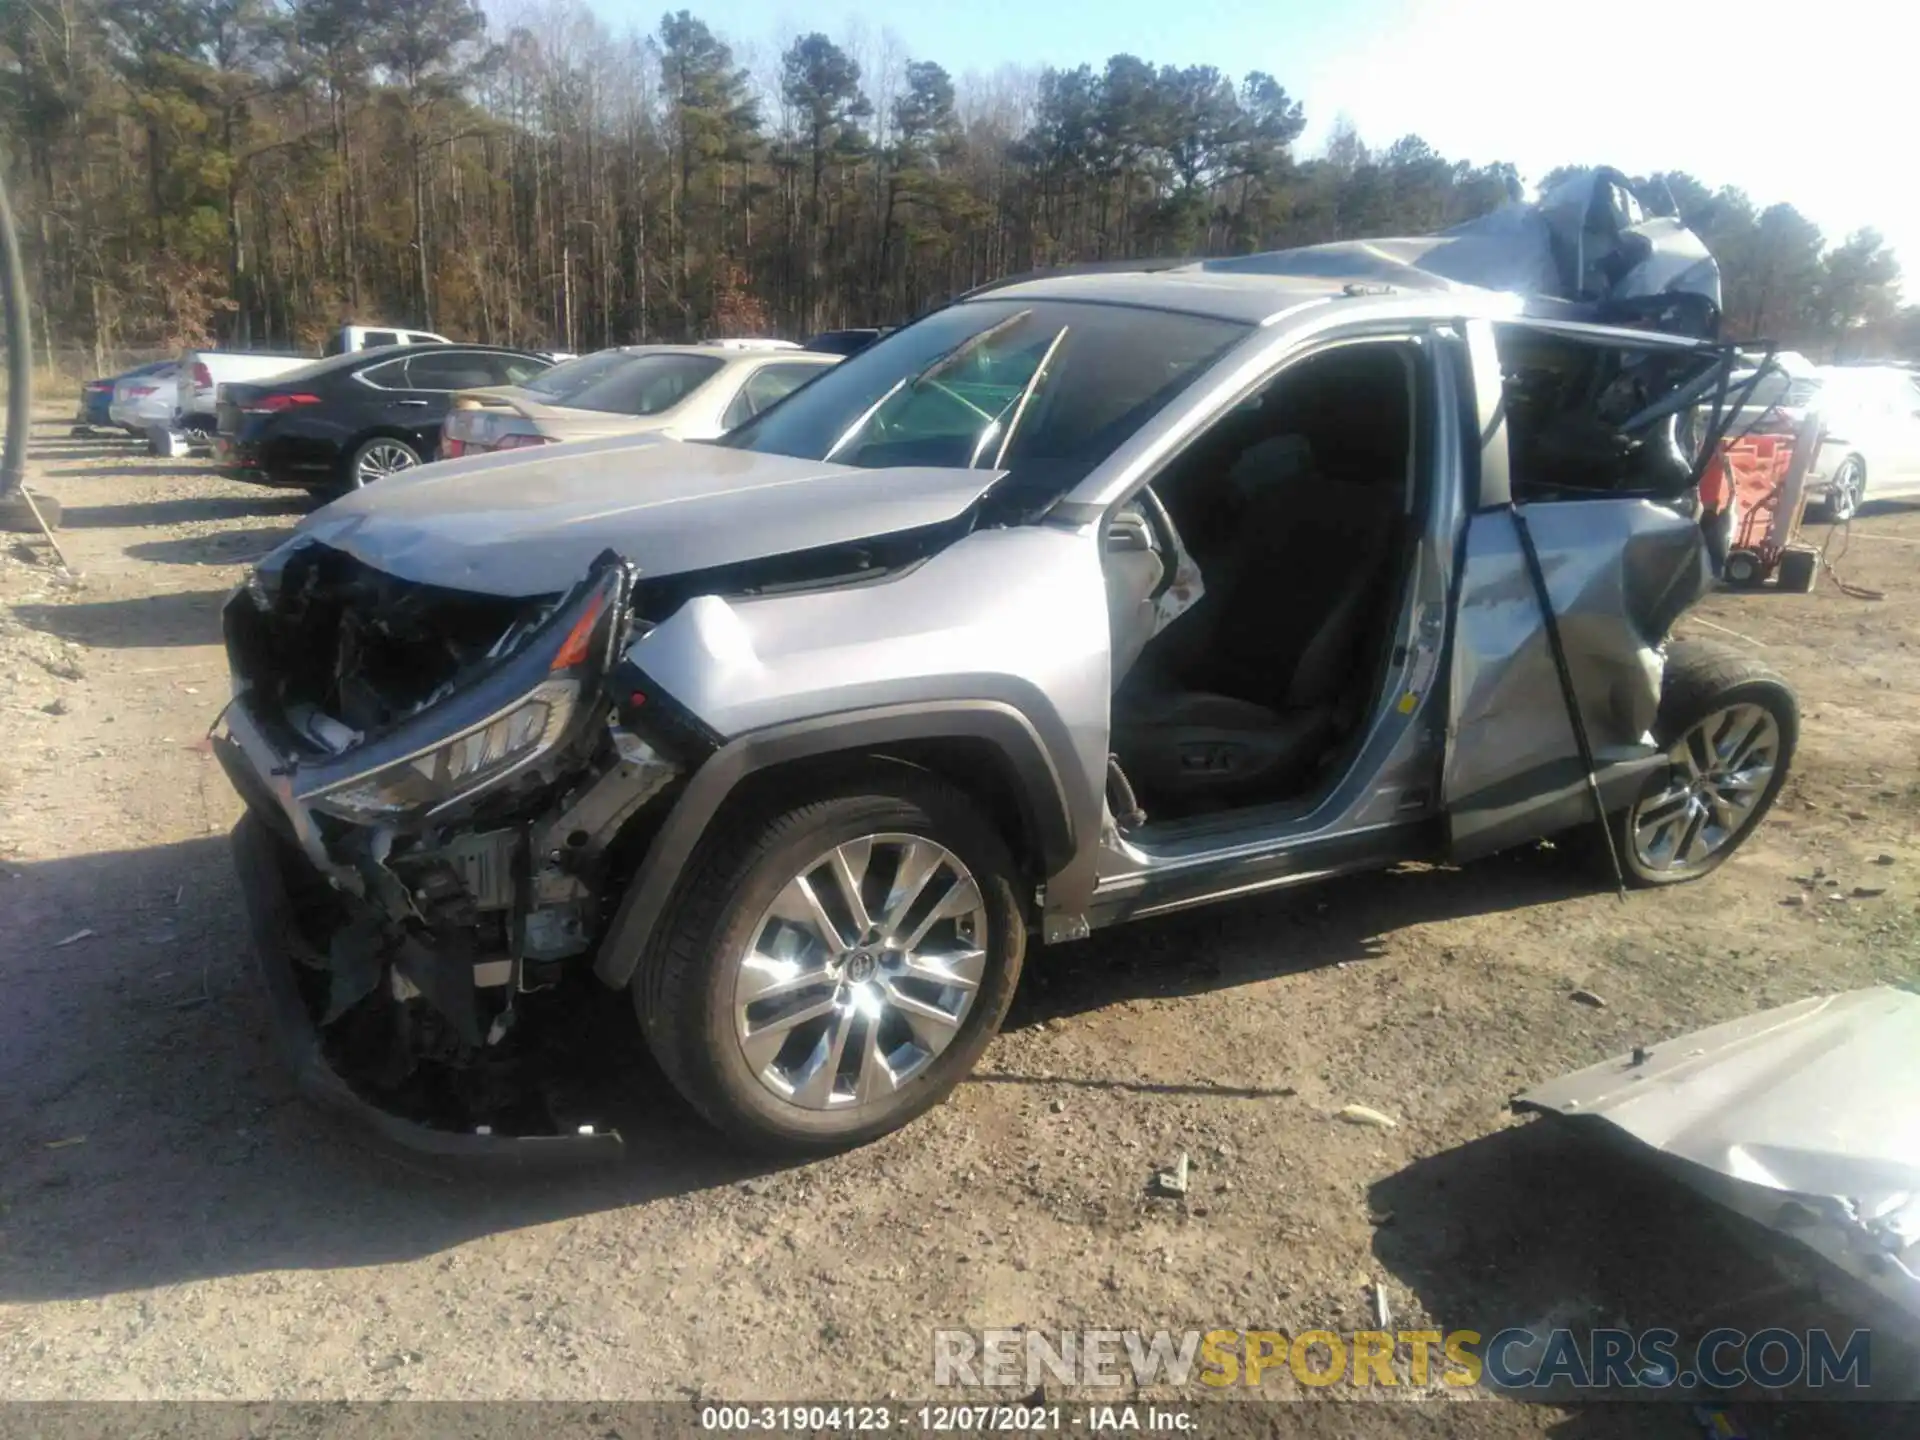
xmin=1443 ymin=499 xmax=1709 ymax=859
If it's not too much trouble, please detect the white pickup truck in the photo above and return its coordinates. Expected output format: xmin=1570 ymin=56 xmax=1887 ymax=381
xmin=178 ymin=325 xmax=452 ymax=433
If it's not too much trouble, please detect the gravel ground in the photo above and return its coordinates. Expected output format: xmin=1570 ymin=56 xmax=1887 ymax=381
xmin=1 ymin=418 xmax=1917 ymax=1435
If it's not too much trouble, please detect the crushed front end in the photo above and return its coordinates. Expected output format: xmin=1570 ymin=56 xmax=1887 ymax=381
xmin=213 ymin=539 xmax=697 ymax=1162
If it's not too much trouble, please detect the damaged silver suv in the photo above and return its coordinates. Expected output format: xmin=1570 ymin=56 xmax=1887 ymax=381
xmin=215 ymin=171 xmax=1798 ymax=1160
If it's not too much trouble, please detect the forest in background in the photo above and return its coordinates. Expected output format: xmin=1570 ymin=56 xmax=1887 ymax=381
xmin=0 ymin=0 xmax=1911 ymax=371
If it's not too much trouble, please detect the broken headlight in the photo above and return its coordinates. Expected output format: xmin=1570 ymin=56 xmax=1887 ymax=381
xmin=311 ymin=680 xmax=579 ymax=821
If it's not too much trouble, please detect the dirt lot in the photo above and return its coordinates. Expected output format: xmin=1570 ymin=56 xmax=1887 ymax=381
xmin=1 ymin=417 xmax=1916 ymax=1431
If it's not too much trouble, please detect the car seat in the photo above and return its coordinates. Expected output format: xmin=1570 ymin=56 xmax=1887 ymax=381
xmin=1112 ymin=435 xmax=1404 ymax=814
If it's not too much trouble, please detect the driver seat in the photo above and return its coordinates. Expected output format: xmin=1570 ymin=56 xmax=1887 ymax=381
xmin=1112 ymin=449 xmax=1402 ymax=814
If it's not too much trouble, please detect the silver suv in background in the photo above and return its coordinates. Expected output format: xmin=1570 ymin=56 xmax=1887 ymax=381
xmin=212 ymin=172 xmax=1797 ymax=1161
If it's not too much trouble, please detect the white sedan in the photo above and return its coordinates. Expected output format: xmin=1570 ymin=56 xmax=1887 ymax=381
xmin=439 ymin=341 xmax=839 ymax=459
xmin=107 ymin=365 xmax=182 ymax=434
xmin=1802 ymin=366 xmax=1920 ymax=520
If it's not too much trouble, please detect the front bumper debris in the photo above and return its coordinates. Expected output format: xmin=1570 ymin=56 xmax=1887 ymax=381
xmin=231 ymin=812 xmax=625 ymax=1169
xmin=212 ymin=551 xmax=671 ymax=1166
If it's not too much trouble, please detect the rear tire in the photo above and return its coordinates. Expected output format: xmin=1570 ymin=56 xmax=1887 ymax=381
xmin=343 ymin=436 xmax=421 ymax=489
xmin=1812 ymin=455 xmax=1865 ymax=523
xmin=633 ymin=770 xmax=1027 ymax=1154
xmin=1611 ymin=640 xmax=1797 ymax=887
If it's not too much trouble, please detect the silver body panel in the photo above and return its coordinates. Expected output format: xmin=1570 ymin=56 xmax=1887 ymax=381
xmin=232 ymin=277 xmax=1727 ymax=966
xmin=1516 ymin=987 xmax=1920 ymax=1321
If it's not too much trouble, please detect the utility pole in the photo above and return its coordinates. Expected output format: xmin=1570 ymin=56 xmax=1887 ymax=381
xmin=0 ymin=162 xmax=65 ymax=546
xmin=0 ymin=163 xmax=29 ymax=506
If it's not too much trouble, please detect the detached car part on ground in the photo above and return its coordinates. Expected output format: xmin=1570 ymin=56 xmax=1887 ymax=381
xmin=214 ymin=169 xmax=1803 ymax=1160
xmin=1516 ymin=987 xmax=1920 ymax=1328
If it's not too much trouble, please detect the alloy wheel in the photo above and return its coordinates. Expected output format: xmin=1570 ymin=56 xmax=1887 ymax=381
xmin=731 ymin=833 xmax=988 ymax=1110
xmin=1827 ymin=459 xmax=1864 ymax=521
xmin=1629 ymin=704 xmax=1781 ymax=875
xmin=354 ymin=441 xmax=418 ymax=486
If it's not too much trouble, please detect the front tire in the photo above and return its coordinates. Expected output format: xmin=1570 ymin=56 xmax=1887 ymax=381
xmin=1613 ymin=640 xmax=1797 ymax=886
xmin=634 ymin=771 xmax=1027 ymax=1154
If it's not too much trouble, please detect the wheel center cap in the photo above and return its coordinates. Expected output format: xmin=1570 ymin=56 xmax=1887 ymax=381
xmin=845 ymin=951 xmax=878 ymax=983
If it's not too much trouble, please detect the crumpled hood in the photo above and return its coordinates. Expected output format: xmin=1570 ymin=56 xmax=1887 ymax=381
xmin=1516 ymin=987 xmax=1920 ymax=1319
xmin=287 ymin=431 xmax=1003 ymax=597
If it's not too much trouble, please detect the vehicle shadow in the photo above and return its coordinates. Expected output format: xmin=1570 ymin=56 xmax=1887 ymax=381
xmin=0 ymin=835 xmax=1604 ymax=1305
xmin=54 ymin=494 xmax=313 ymax=530
xmin=44 ymin=463 xmax=216 ymax=481
xmin=1369 ymin=1123 xmax=1920 ymax=1413
xmin=1001 ymin=844 xmax=1596 ymax=1034
xmin=11 ymin=589 xmax=234 ymax=648
xmin=0 ymin=835 xmax=764 ymax=1307
xmin=123 ymin=527 xmax=298 ymax=566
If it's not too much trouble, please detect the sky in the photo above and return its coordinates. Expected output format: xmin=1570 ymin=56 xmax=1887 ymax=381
xmin=585 ymin=0 xmax=1909 ymax=277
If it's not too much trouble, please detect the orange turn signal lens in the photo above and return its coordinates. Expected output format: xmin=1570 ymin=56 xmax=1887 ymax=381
xmin=550 ymin=593 xmax=608 ymax=671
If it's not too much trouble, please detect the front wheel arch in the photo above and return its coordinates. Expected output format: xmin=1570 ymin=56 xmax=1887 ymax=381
xmin=590 ymin=705 xmax=1077 ymax=991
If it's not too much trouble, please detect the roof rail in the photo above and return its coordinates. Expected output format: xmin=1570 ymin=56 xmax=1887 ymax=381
xmin=956 ymin=256 xmax=1205 ymax=302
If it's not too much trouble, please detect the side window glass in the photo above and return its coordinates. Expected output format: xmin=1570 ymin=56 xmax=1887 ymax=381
xmin=722 ymin=379 xmax=756 ymax=432
xmin=405 ymin=351 xmax=504 ymax=391
xmin=357 ymin=359 xmax=408 ymax=390
xmin=364 ymin=330 xmax=402 ymax=349
xmin=501 ymin=357 xmax=548 ymax=385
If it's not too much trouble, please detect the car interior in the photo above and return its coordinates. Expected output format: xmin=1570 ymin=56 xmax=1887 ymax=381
xmin=1102 ymin=342 xmax=1423 ymax=825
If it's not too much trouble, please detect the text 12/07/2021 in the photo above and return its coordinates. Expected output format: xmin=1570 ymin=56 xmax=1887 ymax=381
xmin=698 ymin=1404 xmax=1193 ymax=1432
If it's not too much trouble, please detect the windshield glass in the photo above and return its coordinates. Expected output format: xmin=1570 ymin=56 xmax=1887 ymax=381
xmin=719 ymin=299 xmax=1249 ymax=496
xmin=524 ymin=351 xmax=725 ymax=415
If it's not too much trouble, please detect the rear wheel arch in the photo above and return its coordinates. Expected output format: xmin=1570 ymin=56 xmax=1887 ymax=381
xmin=591 ymin=703 xmax=1076 ymax=991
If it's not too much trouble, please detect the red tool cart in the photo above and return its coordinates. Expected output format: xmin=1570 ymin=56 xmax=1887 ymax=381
xmin=1698 ymin=411 xmax=1825 ymax=592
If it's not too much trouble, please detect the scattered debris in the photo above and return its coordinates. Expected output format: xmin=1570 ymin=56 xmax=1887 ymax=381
xmin=1852 ymin=885 xmax=1888 ymax=899
xmin=39 ymin=697 xmax=68 ymax=715
xmin=367 ymin=1350 xmax=424 ymax=1372
xmin=1048 ymin=1097 xmax=1066 ymax=1114
xmin=1151 ymin=1152 xmax=1191 ymax=1197
xmin=1782 ymin=895 xmax=1805 ymax=907
xmin=43 ymin=1136 xmax=87 ymax=1150
xmin=1824 ymin=892 xmax=1850 ymax=904
xmin=1371 ymin=1283 xmax=1392 ymax=1329
xmin=1570 ymin=988 xmax=1608 ymax=1009
xmin=1337 ymin=1105 xmax=1398 ymax=1130
xmin=52 ymin=928 xmax=95 ymax=948
xmin=1875 ymin=854 xmax=1897 ymax=867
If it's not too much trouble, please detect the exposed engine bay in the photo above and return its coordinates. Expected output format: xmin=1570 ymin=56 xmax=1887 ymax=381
xmin=219 ymin=543 xmax=680 ymax=1138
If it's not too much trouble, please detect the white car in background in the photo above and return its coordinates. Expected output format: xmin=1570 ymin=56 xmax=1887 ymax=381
xmin=1731 ymin=358 xmax=1920 ymax=520
xmin=1802 ymin=365 xmax=1920 ymax=520
xmin=438 ymin=341 xmax=837 ymax=459
xmin=107 ymin=364 xmax=182 ymax=434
